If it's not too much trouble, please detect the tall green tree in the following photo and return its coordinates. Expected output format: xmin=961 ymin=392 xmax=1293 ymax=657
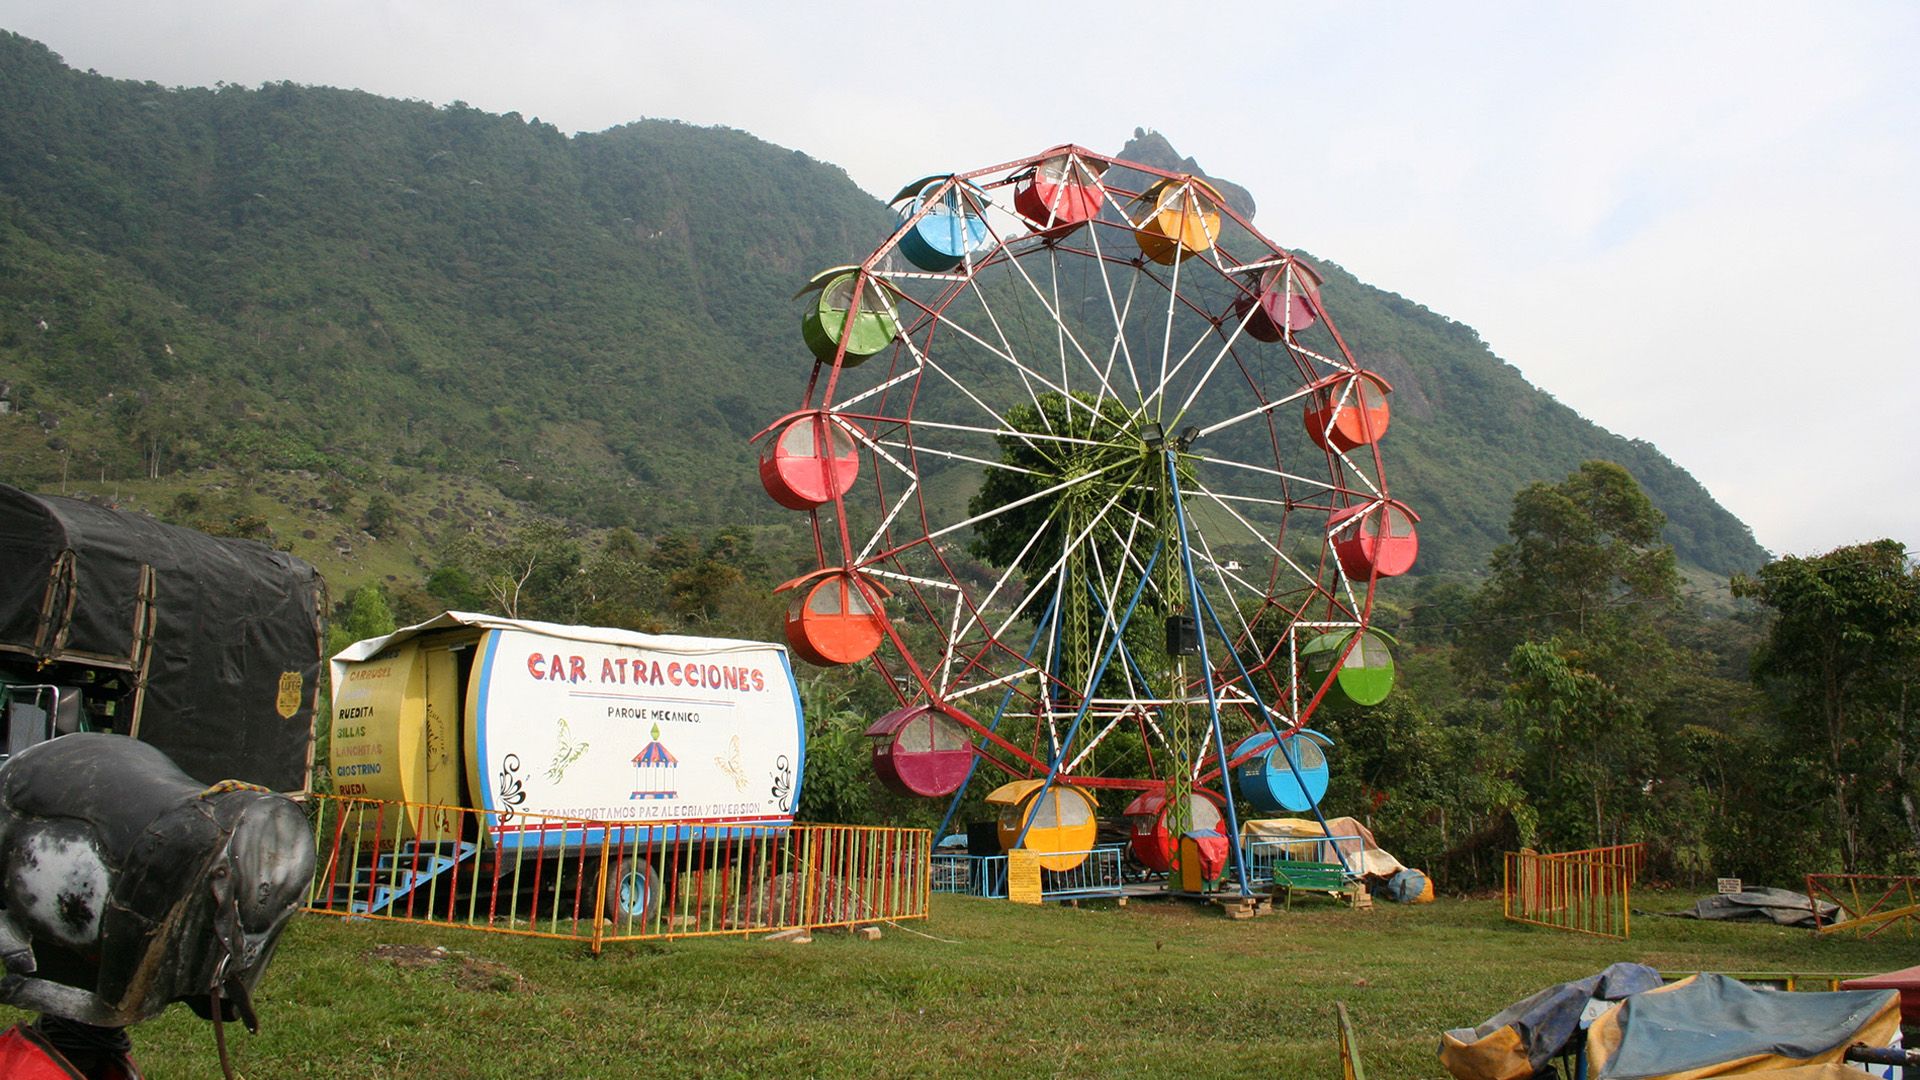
xmin=439 ymin=520 xmax=582 ymax=621
xmin=1735 ymin=540 xmax=1920 ymax=871
xmin=1466 ymin=460 xmax=1679 ymax=680
xmin=1463 ymin=462 xmax=1685 ymax=855
xmin=326 ymin=584 xmax=397 ymax=655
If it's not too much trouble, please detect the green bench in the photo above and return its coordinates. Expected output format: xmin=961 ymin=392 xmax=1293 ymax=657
xmin=1270 ymin=860 xmax=1351 ymax=909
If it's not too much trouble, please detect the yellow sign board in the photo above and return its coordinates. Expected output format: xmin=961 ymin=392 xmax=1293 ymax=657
xmin=275 ymin=671 xmax=303 ymax=719
xmin=1007 ymin=850 xmax=1042 ymax=905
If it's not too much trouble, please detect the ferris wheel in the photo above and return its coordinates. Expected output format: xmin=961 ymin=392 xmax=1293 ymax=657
xmin=756 ymin=145 xmax=1418 ymax=888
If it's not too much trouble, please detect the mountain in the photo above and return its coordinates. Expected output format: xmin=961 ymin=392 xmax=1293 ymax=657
xmin=0 ymin=31 xmax=1764 ymax=591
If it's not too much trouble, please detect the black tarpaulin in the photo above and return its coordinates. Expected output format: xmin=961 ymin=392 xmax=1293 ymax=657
xmin=0 ymin=484 xmax=322 ymax=792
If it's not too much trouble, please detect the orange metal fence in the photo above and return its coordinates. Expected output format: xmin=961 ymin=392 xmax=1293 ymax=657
xmin=305 ymin=795 xmax=931 ymax=953
xmin=1806 ymin=873 xmax=1920 ymax=938
xmin=1503 ymin=843 xmax=1643 ymax=939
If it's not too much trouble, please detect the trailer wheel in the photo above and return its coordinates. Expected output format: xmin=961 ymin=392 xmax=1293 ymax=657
xmin=604 ymin=861 xmax=661 ymax=924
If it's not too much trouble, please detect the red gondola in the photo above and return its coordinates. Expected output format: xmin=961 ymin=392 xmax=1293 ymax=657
xmin=758 ymin=412 xmax=860 ymax=510
xmin=1328 ymin=500 xmax=1420 ymax=579
xmin=1012 ymin=152 xmax=1106 ymax=238
xmin=1121 ymin=789 xmax=1226 ymax=874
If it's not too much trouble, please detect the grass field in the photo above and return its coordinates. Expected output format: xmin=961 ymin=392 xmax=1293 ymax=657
xmin=17 ymin=891 xmax=1915 ymax=1079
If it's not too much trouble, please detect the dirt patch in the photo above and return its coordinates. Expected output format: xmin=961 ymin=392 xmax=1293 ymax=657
xmin=369 ymin=943 xmax=529 ymax=993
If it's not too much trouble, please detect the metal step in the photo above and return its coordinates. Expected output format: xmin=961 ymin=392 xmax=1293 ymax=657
xmin=323 ymin=840 xmax=478 ymax=915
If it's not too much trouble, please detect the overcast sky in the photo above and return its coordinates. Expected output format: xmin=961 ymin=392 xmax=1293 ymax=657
xmin=4 ymin=0 xmax=1915 ymax=559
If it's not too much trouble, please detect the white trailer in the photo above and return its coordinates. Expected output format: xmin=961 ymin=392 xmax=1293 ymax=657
xmin=325 ymin=613 xmax=805 ymax=916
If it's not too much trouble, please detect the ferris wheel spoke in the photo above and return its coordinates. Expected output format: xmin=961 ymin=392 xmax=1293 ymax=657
xmin=962 ymin=463 xmax=1149 ymax=653
xmin=986 ymin=237 xmax=1135 ymax=417
xmin=1290 ymin=342 xmax=1352 ymax=374
xmin=1192 ymin=489 xmax=1295 ymax=511
xmin=1076 ymin=510 xmax=1148 ymax=701
xmin=975 ymin=237 xmax=1136 ymax=422
xmin=1170 ymin=293 xmax=1265 ymax=422
xmin=852 ymin=477 xmax=918 ymax=565
xmin=963 ymin=268 xmax=1066 ymax=434
xmin=1191 ymin=381 xmax=1321 ymax=441
xmin=828 ymin=361 xmax=924 ymax=415
xmin=1184 ymin=522 xmax=1262 ymax=646
xmin=897 ymin=417 xmax=1116 ymax=451
xmin=835 ymin=418 xmax=918 ymax=481
xmin=1190 ymin=450 xmax=1340 ymax=495
xmin=908 ymin=321 xmax=1120 ymax=446
xmin=1188 ymin=479 xmax=1327 ymax=596
xmin=1084 ymin=219 xmax=1146 ymax=405
xmin=1050 ymin=250 xmax=1068 ymax=426
xmin=1328 ymin=444 xmax=1386 ymax=499
xmin=1135 ymin=279 xmax=1258 ymax=431
xmin=1157 ymin=239 xmax=1183 ymax=416
xmin=878 ymin=438 xmax=1044 ymax=477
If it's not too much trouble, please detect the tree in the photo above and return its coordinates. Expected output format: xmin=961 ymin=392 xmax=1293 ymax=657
xmin=363 ymin=493 xmax=396 ymax=537
xmin=1467 ymin=461 xmax=1679 ymax=677
xmin=439 ymin=520 xmax=582 ymax=620
xmin=1734 ymin=540 xmax=1920 ymax=871
xmin=1503 ymin=639 xmax=1654 ymax=848
xmin=326 ymin=584 xmax=396 ymax=655
xmin=1464 ymin=462 xmax=1685 ymax=857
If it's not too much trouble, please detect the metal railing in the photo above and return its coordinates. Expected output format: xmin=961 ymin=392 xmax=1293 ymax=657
xmin=930 ymin=846 xmax=1126 ymax=900
xmin=306 ymin=795 xmax=930 ymax=952
xmin=1503 ymin=843 xmax=1643 ymax=939
xmin=1241 ymin=836 xmax=1363 ymax=886
xmin=1806 ymin=873 xmax=1920 ymax=937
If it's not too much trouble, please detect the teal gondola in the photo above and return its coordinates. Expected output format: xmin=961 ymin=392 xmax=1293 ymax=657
xmin=891 ymin=176 xmax=991 ymax=271
xmin=1232 ymin=729 xmax=1333 ymax=813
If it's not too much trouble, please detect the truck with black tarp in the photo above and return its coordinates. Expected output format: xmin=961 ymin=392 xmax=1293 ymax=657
xmin=0 ymin=482 xmax=324 ymax=792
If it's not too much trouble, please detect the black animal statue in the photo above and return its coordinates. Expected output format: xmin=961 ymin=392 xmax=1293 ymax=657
xmin=0 ymin=733 xmax=314 ymax=1076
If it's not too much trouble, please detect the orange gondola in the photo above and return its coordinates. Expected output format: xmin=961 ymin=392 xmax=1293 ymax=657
xmin=1133 ymin=176 xmax=1223 ymax=265
xmin=1304 ymin=372 xmax=1393 ymax=452
xmin=778 ymin=569 xmax=888 ymax=666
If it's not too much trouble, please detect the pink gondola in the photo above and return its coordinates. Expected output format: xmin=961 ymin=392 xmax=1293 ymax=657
xmin=759 ymin=412 xmax=860 ymax=510
xmin=867 ymin=703 xmax=974 ymax=797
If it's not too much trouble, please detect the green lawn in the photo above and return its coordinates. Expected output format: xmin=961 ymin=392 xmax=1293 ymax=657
xmin=17 ymin=891 xmax=1916 ymax=1079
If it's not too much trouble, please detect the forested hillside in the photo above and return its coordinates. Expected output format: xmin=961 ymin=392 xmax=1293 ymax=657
xmin=0 ymin=31 xmax=1762 ymax=587
xmin=0 ymin=30 xmax=887 ymax=536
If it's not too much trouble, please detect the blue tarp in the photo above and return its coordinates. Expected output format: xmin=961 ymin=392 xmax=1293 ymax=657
xmin=1589 ymin=973 xmax=1900 ymax=1079
xmin=1441 ymin=962 xmax=1664 ymax=1080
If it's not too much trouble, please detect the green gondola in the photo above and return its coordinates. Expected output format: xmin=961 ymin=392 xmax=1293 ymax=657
xmin=798 ymin=266 xmax=900 ymax=366
xmin=1301 ymin=629 xmax=1397 ymax=707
